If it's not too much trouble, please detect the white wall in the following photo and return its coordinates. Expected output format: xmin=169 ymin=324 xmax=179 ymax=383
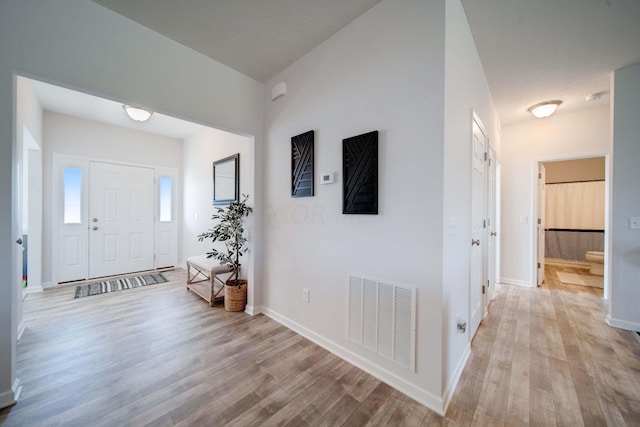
xmin=442 ymin=0 xmax=500 ymax=407
xmin=263 ymin=0 xmax=447 ymax=412
xmin=609 ymin=63 xmax=640 ymax=331
xmin=500 ymin=106 xmax=610 ymax=286
xmin=42 ymin=112 xmax=183 ymax=284
xmin=0 ymin=0 xmax=263 ymax=408
xmin=182 ymin=128 xmax=255 ymax=307
xmin=15 ymin=77 xmax=44 ymax=368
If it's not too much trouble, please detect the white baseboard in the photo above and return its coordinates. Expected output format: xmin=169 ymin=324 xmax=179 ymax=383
xmin=606 ymin=315 xmax=640 ymax=332
xmin=12 ymin=379 xmax=22 ymax=402
xmin=500 ymin=278 xmax=533 ymax=287
xmin=443 ymin=343 xmax=470 ymax=413
xmin=17 ymin=321 xmax=26 ymax=342
xmin=244 ymin=305 xmax=263 ymax=316
xmin=0 ymin=379 xmax=20 ymax=410
xmin=261 ymin=306 xmax=445 ymax=415
xmin=42 ymin=281 xmax=55 ymax=289
xmin=24 ymin=285 xmax=43 ymax=294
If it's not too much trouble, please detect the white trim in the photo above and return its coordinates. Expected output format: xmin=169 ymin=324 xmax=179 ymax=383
xmin=244 ymin=304 xmax=263 ymax=316
xmin=500 ymin=278 xmax=533 ymax=288
xmin=442 ymin=342 xmax=471 ymax=413
xmin=42 ymin=281 xmax=55 ymax=289
xmin=0 ymin=390 xmax=16 ymax=410
xmin=0 ymin=378 xmax=21 ymax=410
xmin=17 ymin=321 xmax=26 ymax=342
xmin=532 ymin=152 xmax=610 ymax=297
xmin=12 ymin=379 xmax=22 ymax=402
xmin=24 ymin=284 xmax=43 ymax=294
xmin=261 ymin=306 xmax=445 ymax=415
xmin=606 ymin=315 xmax=640 ymax=332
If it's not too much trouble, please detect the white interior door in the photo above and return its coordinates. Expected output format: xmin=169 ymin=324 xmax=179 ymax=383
xmin=537 ymin=163 xmax=546 ymax=286
xmin=470 ymin=117 xmax=487 ymax=338
xmin=89 ymin=162 xmax=155 ymax=279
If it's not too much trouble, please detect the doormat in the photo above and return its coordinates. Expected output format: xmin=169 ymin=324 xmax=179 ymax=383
xmin=556 ymin=271 xmax=603 ymax=288
xmin=74 ymin=273 xmax=168 ymax=299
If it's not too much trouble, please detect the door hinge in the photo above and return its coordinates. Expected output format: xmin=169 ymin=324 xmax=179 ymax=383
xmin=538 ymin=218 xmax=541 ymax=225
xmin=538 ymin=172 xmax=542 ymax=179
xmin=484 ymin=152 xmax=488 ymax=161
xmin=483 ymin=219 xmax=486 ymax=228
xmin=482 ymin=285 xmax=486 ymax=294
xmin=537 ymin=262 xmax=541 ymax=268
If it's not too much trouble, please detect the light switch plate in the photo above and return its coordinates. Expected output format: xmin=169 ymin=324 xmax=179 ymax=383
xmin=630 ymin=217 xmax=640 ymax=229
xmin=320 ymin=172 xmax=335 ymax=184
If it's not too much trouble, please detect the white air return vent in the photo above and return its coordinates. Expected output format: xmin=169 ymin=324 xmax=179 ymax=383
xmin=348 ymin=275 xmax=416 ymax=371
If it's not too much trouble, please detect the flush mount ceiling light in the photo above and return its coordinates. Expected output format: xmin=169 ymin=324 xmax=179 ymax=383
xmin=527 ymin=100 xmax=562 ymax=118
xmin=122 ymin=104 xmax=153 ymax=122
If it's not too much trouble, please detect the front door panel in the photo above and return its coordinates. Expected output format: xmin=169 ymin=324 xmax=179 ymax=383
xmin=89 ymin=162 xmax=154 ymax=278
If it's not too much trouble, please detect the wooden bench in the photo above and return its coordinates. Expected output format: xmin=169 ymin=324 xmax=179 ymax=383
xmin=186 ymin=255 xmax=233 ymax=306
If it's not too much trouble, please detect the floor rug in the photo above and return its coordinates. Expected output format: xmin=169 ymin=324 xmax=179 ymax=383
xmin=556 ymin=271 xmax=604 ymax=288
xmin=74 ymin=273 xmax=168 ymax=299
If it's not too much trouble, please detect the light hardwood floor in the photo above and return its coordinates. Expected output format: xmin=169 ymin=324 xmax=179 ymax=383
xmin=1 ymin=265 xmax=639 ymax=426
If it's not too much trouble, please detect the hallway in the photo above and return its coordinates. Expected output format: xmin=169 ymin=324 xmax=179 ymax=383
xmin=447 ymin=264 xmax=639 ymax=425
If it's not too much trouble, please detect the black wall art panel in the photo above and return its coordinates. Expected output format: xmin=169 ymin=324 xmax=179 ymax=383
xmin=343 ymin=131 xmax=378 ymax=214
xmin=291 ymin=130 xmax=314 ymax=197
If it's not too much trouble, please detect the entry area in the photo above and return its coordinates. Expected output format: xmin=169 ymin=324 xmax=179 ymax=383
xmin=55 ymin=154 xmax=178 ymax=283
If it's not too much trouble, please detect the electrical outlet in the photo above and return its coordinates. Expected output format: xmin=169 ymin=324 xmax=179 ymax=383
xmin=303 ymin=288 xmax=310 ymax=303
xmin=630 ymin=217 xmax=640 ymax=230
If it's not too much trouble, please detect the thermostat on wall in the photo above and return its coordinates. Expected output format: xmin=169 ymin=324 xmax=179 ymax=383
xmin=320 ymin=172 xmax=335 ymax=184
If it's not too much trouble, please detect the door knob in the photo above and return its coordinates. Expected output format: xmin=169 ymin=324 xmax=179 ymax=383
xmin=16 ymin=238 xmax=23 ymax=245
xmin=93 ymin=218 xmax=98 ymax=222
xmin=490 ymin=231 xmax=497 ymax=236
xmin=471 ymin=239 xmax=480 ymax=246
xmin=92 ymin=226 xmax=98 ymax=231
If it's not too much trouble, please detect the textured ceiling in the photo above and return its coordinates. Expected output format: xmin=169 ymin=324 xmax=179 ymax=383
xmin=461 ymin=0 xmax=640 ymax=124
xmin=93 ymin=0 xmax=383 ymax=82
xmin=77 ymin=0 xmax=640 ymax=127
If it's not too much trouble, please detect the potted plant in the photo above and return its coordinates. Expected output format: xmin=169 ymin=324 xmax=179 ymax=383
xmin=197 ymin=194 xmax=253 ymax=311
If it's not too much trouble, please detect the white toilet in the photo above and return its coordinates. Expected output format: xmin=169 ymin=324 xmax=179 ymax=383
xmin=585 ymin=251 xmax=604 ymax=276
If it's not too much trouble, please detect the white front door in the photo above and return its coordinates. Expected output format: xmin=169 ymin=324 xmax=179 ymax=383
xmin=470 ymin=117 xmax=487 ymax=338
xmin=89 ymin=162 xmax=155 ymax=278
xmin=537 ymin=163 xmax=546 ymax=286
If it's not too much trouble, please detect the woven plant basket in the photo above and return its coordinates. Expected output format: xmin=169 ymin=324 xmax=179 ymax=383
xmin=224 ymin=280 xmax=247 ymax=312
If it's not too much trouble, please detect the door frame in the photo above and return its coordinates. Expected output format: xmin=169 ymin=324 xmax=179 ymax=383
xmin=469 ymin=111 xmax=490 ymax=338
xmin=536 ymin=163 xmax=546 ymax=286
xmin=52 ymin=153 xmax=179 ymax=285
xmin=531 ymin=153 xmax=610 ymax=298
